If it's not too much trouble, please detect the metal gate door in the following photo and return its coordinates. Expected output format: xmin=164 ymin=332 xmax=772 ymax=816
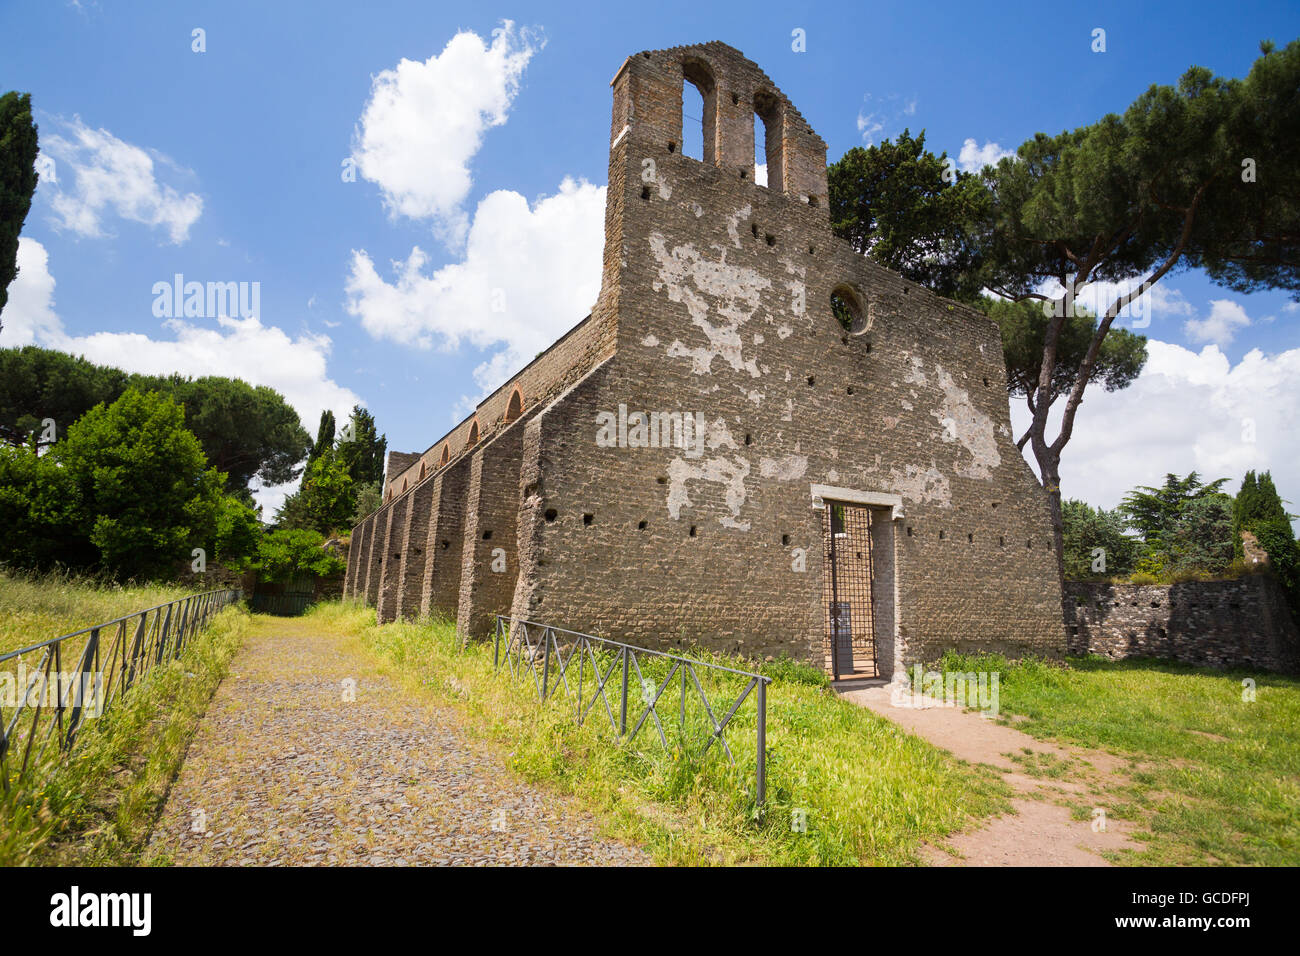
xmin=822 ymin=502 xmax=877 ymax=679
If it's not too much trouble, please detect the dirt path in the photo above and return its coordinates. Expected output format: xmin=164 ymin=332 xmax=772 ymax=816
xmin=839 ymin=681 xmax=1139 ymax=866
xmin=147 ymin=616 xmax=646 ymax=866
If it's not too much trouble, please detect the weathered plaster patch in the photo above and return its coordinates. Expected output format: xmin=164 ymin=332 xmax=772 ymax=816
xmin=900 ymin=399 xmax=913 ymax=411
xmin=776 ymin=324 xmax=792 ymax=339
xmin=641 ymin=334 xmax=660 ymax=347
xmin=782 ymin=398 xmax=793 ymax=422
xmin=902 ymin=355 xmax=927 ymax=386
xmin=778 ymin=257 xmax=808 ymax=320
xmin=650 ymin=233 xmax=771 ymax=378
xmin=759 ymin=454 xmax=808 ymax=480
xmin=667 ymin=455 xmax=752 ymax=531
xmin=930 ymin=364 xmax=1001 ymax=480
xmin=725 ymin=204 xmax=752 ymax=249
xmin=889 ymin=464 xmax=952 ymax=508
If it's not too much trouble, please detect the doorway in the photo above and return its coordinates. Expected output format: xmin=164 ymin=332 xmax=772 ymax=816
xmin=821 ymin=501 xmax=878 ymax=679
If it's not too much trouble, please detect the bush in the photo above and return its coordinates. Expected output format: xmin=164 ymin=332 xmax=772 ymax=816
xmin=254 ymin=528 xmax=345 ymax=583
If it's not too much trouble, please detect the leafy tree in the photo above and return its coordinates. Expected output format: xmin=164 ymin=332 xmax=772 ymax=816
xmin=336 ymin=405 xmax=386 ymax=487
xmin=160 ymin=375 xmax=311 ymax=490
xmin=254 ymin=528 xmax=346 ymax=584
xmin=1120 ymin=472 xmax=1231 ymax=574
xmin=982 ymin=299 xmax=1147 ymax=449
xmin=210 ymin=494 xmax=263 ymax=569
xmin=0 ymin=347 xmax=126 ymax=444
xmin=1233 ymin=469 xmax=1300 ymax=618
xmin=0 ymin=347 xmax=312 ymax=491
xmin=0 ymin=91 xmax=39 ymax=322
xmin=975 ymin=41 xmax=1300 ymax=573
xmin=51 ymin=388 xmax=227 ymax=578
xmin=274 ymin=451 xmax=354 ymax=536
xmin=1061 ymin=498 xmax=1139 ymax=579
xmin=304 ymin=409 xmax=336 ymax=478
xmin=1233 ymin=470 xmax=1293 ymax=555
xmin=1167 ymin=496 xmax=1235 ymax=575
xmin=0 ymin=443 xmax=82 ymax=569
xmin=828 ymin=130 xmax=988 ymax=301
xmin=350 ymin=480 xmax=383 ymax=526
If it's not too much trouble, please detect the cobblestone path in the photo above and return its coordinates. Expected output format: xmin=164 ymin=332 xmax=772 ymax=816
xmin=147 ymin=616 xmax=647 ymax=866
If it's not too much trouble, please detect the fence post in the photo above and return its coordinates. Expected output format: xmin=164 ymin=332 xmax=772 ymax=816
xmin=577 ymin=636 xmax=585 ymax=726
xmin=756 ymin=680 xmax=767 ymax=808
xmin=494 ymin=617 xmax=500 ymax=669
xmin=619 ymin=647 xmax=629 ymax=736
xmin=155 ymin=605 xmax=173 ymax=665
xmin=65 ymin=627 xmax=100 ymax=747
xmin=541 ymin=628 xmax=552 ymax=700
xmin=125 ymin=614 xmax=147 ymax=689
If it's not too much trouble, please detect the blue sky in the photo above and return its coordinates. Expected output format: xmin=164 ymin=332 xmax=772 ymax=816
xmin=2 ymin=0 xmax=1298 ymax=518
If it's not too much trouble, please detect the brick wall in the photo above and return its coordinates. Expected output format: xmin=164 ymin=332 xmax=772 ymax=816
xmin=345 ymin=41 xmax=1066 ymax=675
xmin=1065 ymin=577 xmax=1300 ymax=674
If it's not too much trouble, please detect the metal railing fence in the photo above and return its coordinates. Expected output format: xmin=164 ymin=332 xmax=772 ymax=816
xmin=494 ymin=616 xmax=770 ymax=805
xmin=0 ymin=588 xmax=241 ymax=796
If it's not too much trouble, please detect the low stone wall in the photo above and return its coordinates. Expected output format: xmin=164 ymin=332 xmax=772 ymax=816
xmin=1064 ymin=576 xmax=1299 ymax=674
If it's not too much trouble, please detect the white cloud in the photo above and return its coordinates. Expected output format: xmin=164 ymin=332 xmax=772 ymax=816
xmin=856 ymin=111 xmax=884 ymax=144
xmin=350 ymin=21 xmax=541 ymax=244
xmin=1183 ymin=298 xmax=1254 ymax=347
xmin=345 ymin=176 xmax=605 ymax=407
xmin=855 ymin=93 xmax=916 ymax=145
xmin=1011 ymin=340 xmax=1300 ymax=529
xmin=754 ymin=163 xmax=767 ymax=187
xmin=2 ymin=239 xmax=360 ymax=513
xmin=957 ymin=138 xmax=1014 ymax=173
xmin=1 ymin=237 xmax=62 ymax=345
xmin=41 ymin=119 xmax=203 ymax=243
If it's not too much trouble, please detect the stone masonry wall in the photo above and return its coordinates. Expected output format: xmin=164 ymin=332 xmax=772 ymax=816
xmin=500 ymin=42 xmax=1063 ymax=672
xmin=346 ymin=40 xmax=1066 ymax=675
xmin=1065 ymin=577 xmax=1300 ymax=674
xmin=421 ymin=457 xmax=471 ymax=621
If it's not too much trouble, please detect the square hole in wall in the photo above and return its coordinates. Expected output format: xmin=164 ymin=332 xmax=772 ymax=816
xmin=583 ymin=513 xmax=594 ymax=526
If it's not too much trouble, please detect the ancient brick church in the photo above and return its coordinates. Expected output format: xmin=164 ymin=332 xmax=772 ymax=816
xmin=343 ymin=41 xmax=1066 ymax=678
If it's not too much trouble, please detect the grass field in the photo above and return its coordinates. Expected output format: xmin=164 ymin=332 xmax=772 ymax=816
xmin=0 ymin=570 xmax=194 ymax=655
xmin=308 ymin=601 xmax=1011 ymax=865
xmin=0 ymin=571 xmax=249 ymax=865
xmin=939 ymin=650 xmax=1300 ymax=865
